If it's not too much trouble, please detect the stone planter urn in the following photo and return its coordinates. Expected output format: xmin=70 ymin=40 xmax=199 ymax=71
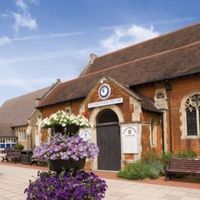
xmin=53 ymin=125 xmax=65 ymax=134
xmin=65 ymin=124 xmax=79 ymax=136
xmin=48 ymin=158 xmax=86 ymax=173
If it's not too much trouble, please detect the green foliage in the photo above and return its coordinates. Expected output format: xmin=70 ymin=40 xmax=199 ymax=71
xmin=173 ymin=149 xmax=197 ymax=158
xmin=118 ymin=160 xmax=164 ymax=180
xmin=14 ymin=143 xmax=24 ymax=151
xmin=118 ymin=149 xmax=197 ymax=181
xmin=142 ymin=151 xmax=161 ymax=162
xmin=159 ymin=152 xmax=172 ymax=169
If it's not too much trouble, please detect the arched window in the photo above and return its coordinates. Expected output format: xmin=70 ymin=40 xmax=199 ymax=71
xmin=185 ymin=94 xmax=200 ymax=136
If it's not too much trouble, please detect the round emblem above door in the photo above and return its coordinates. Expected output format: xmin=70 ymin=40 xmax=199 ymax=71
xmin=98 ymin=84 xmax=111 ymax=99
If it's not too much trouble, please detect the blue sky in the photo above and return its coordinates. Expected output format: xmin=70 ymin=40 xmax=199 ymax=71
xmin=0 ymin=0 xmax=200 ymax=106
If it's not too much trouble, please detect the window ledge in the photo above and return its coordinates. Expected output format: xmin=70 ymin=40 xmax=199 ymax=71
xmin=182 ymin=136 xmax=200 ymax=139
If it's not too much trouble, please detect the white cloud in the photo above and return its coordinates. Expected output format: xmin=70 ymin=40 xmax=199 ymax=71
xmin=12 ymin=0 xmax=38 ymax=32
xmin=12 ymin=12 xmax=38 ymax=31
xmin=100 ymin=25 xmax=160 ymax=52
xmin=0 ymin=37 xmax=12 ymax=46
xmin=0 ymin=31 xmax=86 ymax=46
xmin=13 ymin=31 xmax=86 ymax=41
xmin=16 ymin=0 xmax=28 ymax=10
xmin=100 ymin=17 xmax=195 ymax=31
xmin=0 ymin=78 xmax=55 ymax=91
xmin=0 ymin=48 xmax=90 ymax=65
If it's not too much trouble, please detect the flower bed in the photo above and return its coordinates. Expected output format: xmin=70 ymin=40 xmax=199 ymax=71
xmin=25 ymin=170 xmax=107 ymax=200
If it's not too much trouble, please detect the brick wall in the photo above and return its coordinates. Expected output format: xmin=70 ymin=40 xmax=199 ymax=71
xmin=141 ymin=111 xmax=163 ymax=157
xmin=38 ymin=74 xmax=200 ymax=162
xmin=170 ymin=75 xmax=200 ymax=154
xmin=136 ymin=74 xmax=200 ymax=155
xmin=82 ymin=78 xmax=133 ymax=123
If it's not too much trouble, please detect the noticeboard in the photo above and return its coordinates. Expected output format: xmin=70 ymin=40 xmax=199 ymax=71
xmin=121 ymin=125 xmax=138 ymax=154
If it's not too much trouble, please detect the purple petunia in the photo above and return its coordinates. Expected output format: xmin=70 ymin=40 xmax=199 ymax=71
xmin=25 ymin=170 xmax=107 ymax=200
xmin=33 ymin=134 xmax=99 ymax=161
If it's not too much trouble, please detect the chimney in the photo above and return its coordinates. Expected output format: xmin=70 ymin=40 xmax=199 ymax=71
xmin=35 ymin=98 xmax=41 ymax=107
xmin=89 ymin=53 xmax=98 ymax=64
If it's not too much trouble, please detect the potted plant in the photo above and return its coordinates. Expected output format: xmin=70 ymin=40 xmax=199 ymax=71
xmin=41 ymin=111 xmax=90 ymax=136
xmin=33 ymin=133 xmax=99 ymax=173
xmin=27 ymin=111 xmax=107 ymax=199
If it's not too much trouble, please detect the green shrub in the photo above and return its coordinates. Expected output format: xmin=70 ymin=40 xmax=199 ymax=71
xmin=14 ymin=143 xmax=24 ymax=151
xmin=161 ymin=152 xmax=173 ymax=169
xmin=118 ymin=160 xmax=164 ymax=180
xmin=119 ymin=149 xmax=197 ymax=180
xmin=174 ymin=149 xmax=197 ymax=158
xmin=142 ymin=151 xmax=161 ymax=162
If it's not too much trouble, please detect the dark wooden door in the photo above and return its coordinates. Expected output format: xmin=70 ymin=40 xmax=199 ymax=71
xmin=97 ymin=123 xmax=121 ymax=170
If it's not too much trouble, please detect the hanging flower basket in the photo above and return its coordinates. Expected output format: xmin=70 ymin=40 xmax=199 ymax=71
xmin=52 ymin=124 xmax=65 ymax=134
xmin=33 ymin=134 xmax=99 ymax=173
xmin=66 ymin=124 xmax=79 ymax=136
xmin=48 ymin=158 xmax=86 ymax=173
xmin=41 ymin=111 xmax=90 ymax=136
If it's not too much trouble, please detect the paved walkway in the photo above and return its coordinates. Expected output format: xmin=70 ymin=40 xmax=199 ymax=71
xmin=0 ymin=165 xmax=199 ymax=200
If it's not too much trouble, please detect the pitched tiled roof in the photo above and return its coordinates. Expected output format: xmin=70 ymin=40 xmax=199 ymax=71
xmin=0 ymin=87 xmax=50 ymax=137
xmin=0 ymin=123 xmax=15 ymax=138
xmin=37 ymin=38 xmax=200 ymax=108
xmin=82 ymin=23 xmax=200 ymax=75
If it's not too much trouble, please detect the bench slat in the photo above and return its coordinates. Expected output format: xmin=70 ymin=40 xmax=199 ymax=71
xmin=165 ymin=158 xmax=200 ymax=178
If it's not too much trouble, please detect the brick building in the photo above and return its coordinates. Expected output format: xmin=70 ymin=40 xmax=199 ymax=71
xmin=36 ymin=23 xmax=200 ymax=171
xmin=0 ymin=80 xmax=60 ymax=150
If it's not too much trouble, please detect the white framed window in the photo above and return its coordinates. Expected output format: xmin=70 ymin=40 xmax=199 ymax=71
xmin=0 ymin=137 xmax=16 ymax=149
xmin=181 ymin=92 xmax=200 ymax=138
xmin=18 ymin=129 xmax=27 ymax=141
xmin=185 ymin=94 xmax=200 ymax=136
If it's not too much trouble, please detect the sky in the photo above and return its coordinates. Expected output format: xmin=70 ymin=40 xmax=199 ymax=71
xmin=0 ymin=0 xmax=200 ymax=106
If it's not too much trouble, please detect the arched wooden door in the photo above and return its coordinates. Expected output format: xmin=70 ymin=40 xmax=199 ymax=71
xmin=97 ymin=109 xmax=121 ymax=170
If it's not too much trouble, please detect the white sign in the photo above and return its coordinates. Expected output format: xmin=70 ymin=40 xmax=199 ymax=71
xmin=79 ymin=128 xmax=91 ymax=141
xmin=121 ymin=124 xmax=138 ymax=153
xmin=88 ymin=98 xmax=123 ymax=108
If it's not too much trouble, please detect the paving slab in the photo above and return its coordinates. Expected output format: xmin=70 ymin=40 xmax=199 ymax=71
xmin=0 ymin=165 xmax=199 ymax=200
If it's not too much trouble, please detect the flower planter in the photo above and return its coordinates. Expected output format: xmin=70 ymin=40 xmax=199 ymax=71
xmin=48 ymin=158 xmax=86 ymax=173
xmin=53 ymin=125 xmax=65 ymax=134
xmin=52 ymin=124 xmax=79 ymax=136
xmin=66 ymin=124 xmax=79 ymax=136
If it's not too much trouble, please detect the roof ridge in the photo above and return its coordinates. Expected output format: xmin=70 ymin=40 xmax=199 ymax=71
xmin=59 ymin=40 xmax=200 ymax=87
xmin=95 ymin=22 xmax=200 ymax=60
xmin=80 ymin=40 xmax=200 ymax=79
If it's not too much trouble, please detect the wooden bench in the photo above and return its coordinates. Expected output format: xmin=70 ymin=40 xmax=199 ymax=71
xmin=1 ymin=151 xmax=21 ymax=163
xmin=165 ymin=158 xmax=200 ymax=179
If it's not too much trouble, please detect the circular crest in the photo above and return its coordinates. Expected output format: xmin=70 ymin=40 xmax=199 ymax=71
xmin=98 ymin=84 xmax=111 ymax=99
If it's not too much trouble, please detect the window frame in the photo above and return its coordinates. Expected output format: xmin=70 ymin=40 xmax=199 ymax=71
xmin=181 ymin=92 xmax=200 ymax=139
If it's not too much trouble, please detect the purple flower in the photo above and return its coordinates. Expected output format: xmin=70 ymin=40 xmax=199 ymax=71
xmin=25 ymin=171 xmax=107 ymax=200
xmin=33 ymin=134 xmax=99 ymax=161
